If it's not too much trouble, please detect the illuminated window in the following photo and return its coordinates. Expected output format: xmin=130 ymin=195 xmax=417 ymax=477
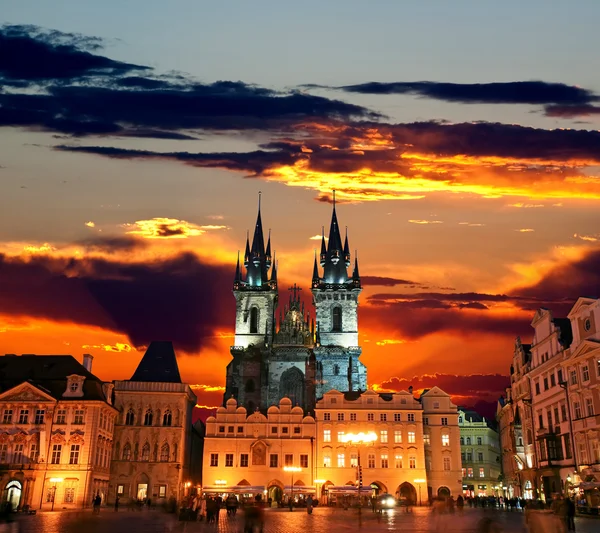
xmin=394 ymin=430 xmax=402 ymax=443
xmin=479 ymin=467 xmax=485 ymax=478
xmin=337 ymin=453 xmax=345 ymax=467
xmin=324 ymin=430 xmax=331 ymax=442
xmin=395 ymin=455 xmax=403 ymax=468
xmin=409 ymin=456 xmax=416 ymax=469
xmin=380 ymin=430 xmax=388 ymax=443
xmin=462 ymin=468 xmax=466 ymax=478
xmin=337 ymin=431 xmax=345 ymax=442
xmin=381 ymin=453 xmax=388 ymax=468
xmin=69 ymin=444 xmax=80 ymax=465
xmin=443 ymin=457 xmax=451 ymax=471
xmin=423 ymin=433 xmax=431 ymax=446
xmin=408 ymin=431 xmax=415 ymax=443
xmin=467 ymin=468 xmax=473 ymax=478
xmin=324 ymin=456 xmax=331 ymax=467
xmin=442 ymin=434 xmax=450 ymax=446
xmin=350 ymin=454 xmax=358 ymax=467
xmin=73 ymin=409 xmax=84 ymax=425
xmin=158 ymin=485 xmax=166 ymax=498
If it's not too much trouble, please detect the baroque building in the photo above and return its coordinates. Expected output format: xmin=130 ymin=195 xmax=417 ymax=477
xmin=109 ymin=342 xmax=202 ymax=505
xmin=498 ymin=297 xmax=600 ymax=510
xmin=314 ymin=388 xmax=462 ymax=504
xmin=458 ymin=408 xmax=502 ymax=497
xmin=224 ymin=197 xmax=366 ymax=413
xmin=0 ymin=353 xmax=116 ymax=511
xmin=202 ymin=397 xmax=316 ymax=501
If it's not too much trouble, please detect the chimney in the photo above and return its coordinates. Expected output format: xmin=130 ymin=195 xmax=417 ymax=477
xmin=408 ymin=385 xmax=413 ymax=395
xmin=83 ymin=354 xmax=93 ymax=372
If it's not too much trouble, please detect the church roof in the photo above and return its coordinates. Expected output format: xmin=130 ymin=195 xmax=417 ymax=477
xmin=130 ymin=341 xmax=182 ymax=383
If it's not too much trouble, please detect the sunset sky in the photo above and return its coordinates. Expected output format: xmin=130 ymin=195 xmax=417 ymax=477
xmin=2 ymin=1 xmax=600 ymax=419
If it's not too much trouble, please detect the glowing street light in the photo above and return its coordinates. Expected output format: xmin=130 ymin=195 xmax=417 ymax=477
xmin=414 ymin=479 xmax=426 ymax=506
xmin=214 ymin=480 xmax=227 ymax=486
xmin=48 ymin=478 xmax=63 ymax=511
xmin=283 ymin=466 xmax=302 ymax=511
xmin=340 ymin=432 xmax=378 ymax=518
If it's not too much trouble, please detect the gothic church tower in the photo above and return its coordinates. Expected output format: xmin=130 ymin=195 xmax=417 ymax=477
xmin=224 ymin=195 xmax=278 ymax=412
xmin=311 ymin=195 xmax=367 ymax=397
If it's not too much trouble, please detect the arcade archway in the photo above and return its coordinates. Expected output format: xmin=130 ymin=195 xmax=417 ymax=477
xmin=397 ymin=482 xmax=417 ymax=505
xmin=5 ymin=480 xmax=21 ymax=511
xmin=437 ymin=486 xmax=451 ymax=498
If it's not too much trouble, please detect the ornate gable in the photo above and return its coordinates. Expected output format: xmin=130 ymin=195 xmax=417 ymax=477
xmin=568 ymin=297 xmax=597 ymax=319
xmin=0 ymin=382 xmax=57 ymax=403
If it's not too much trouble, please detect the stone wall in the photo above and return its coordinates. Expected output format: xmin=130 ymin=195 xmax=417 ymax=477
xmin=233 ymin=290 xmax=277 ymax=348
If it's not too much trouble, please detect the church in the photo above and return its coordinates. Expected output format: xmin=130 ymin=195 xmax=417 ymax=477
xmin=224 ymin=196 xmax=367 ymax=413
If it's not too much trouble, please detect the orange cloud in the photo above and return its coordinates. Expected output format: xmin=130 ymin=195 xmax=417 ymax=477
xmin=123 ymin=218 xmax=228 ymax=239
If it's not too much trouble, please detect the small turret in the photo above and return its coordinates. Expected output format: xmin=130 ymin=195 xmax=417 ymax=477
xmin=271 ymin=252 xmax=277 ymax=282
xmin=234 ymin=250 xmax=242 ymax=289
xmin=343 ymin=227 xmax=350 ymax=267
xmin=319 ymin=226 xmax=327 ymax=267
xmin=352 ymin=252 xmax=361 ymax=287
xmin=265 ymin=229 xmax=272 ymax=268
xmin=244 ymin=231 xmax=250 ymax=268
xmin=312 ymin=251 xmax=320 ymax=287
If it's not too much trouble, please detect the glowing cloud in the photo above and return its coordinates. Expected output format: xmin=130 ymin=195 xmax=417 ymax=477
xmin=85 ymin=221 xmax=96 ymax=227
xmin=309 ymin=235 xmax=328 ymax=241
xmin=574 ymin=233 xmax=598 ymax=242
xmin=82 ymin=343 xmax=133 ymax=352
xmin=508 ymin=203 xmax=544 ymax=208
xmin=375 ymin=339 xmax=407 ymax=346
xmin=409 ymin=220 xmax=443 ymax=225
xmin=516 ymin=228 xmax=535 ymax=233
xmin=123 ymin=218 xmax=227 ymax=239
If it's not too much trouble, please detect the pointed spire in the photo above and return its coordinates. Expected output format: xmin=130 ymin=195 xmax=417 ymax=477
xmin=244 ymin=231 xmax=250 ymax=268
xmin=265 ymin=229 xmax=272 ymax=267
xmin=352 ymin=250 xmax=361 ymax=286
xmin=246 ymin=191 xmax=270 ymax=286
xmin=323 ymin=190 xmax=348 ymax=283
xmin=343 ymin=226 xmax=350 ymax=267
xmin=270 ymin=252 xmax=277 ymax=282
xmin=234 ymin=250 xmax=242 ymax=287
xmin=320 ymin=226 xmax=326 ymax=266
xmin=312 ymin=250 xmax=320 ymax=286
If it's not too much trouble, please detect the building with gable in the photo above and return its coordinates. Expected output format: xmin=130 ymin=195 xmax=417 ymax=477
xmin=202 ymin=396 xmax=316 ymax=501
xmin=0 ymin=353 xmax=116 ymax=511
xmin=108 ymin=341 xmax=202 ymax=505
xmin=498 ymin=297 xmax=600 ymax=508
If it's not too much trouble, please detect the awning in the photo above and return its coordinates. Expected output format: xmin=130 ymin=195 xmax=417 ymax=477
xmin=284 ymin=486 xmax=316 ymax=493
xmin=203 ymin=485 xmax=265 ymax=494
xmin=326 ymin=486 xmax=373 ymax=495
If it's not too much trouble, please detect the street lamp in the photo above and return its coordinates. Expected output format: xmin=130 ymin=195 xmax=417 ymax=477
xmin=283 ymin=466 xmax=302 ymax=511
xmin=49 ymin=478 xmax=63 ymax=511
xmin=414 ymin=479 xmax=426 ymax=506
xmin=340 ymin=432 xmax=378 ymax=517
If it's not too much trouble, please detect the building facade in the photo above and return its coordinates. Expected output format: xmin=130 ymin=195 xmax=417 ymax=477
xmin=109 ymin=342 xmax=202 ymax=505
xmin=224 ymin=199 xmax=366 ymax=413
xmin=314 ymin=388 xmax=461 ymax=505
xmin=202 ymin=397 xmax=316 ymax=502
xmin=499 ymin=297 xmax=600 ymax=507
xmin=458 ymin=408 xmax=502 ymax=497
xmin=0 ymin=353 xmax=117 ymax=511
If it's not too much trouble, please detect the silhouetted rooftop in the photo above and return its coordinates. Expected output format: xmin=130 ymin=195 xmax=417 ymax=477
xmin=130 ymin=341 xmax=182 ymax=383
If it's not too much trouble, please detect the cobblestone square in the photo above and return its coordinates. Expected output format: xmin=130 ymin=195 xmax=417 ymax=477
xmin=11 ymin=507 xmax=600 ymax=533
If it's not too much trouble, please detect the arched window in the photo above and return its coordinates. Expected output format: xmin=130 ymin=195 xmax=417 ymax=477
xmin=141 ymin=442 xmax=150 ymax=461
xmin=144 ymin=409 xmax=153 ymax=426
xmin=163 ymin=410 xmax=172 ymax=427
xmin=332 ymin=306 xmax=342 ymax=332
xmin=122 ymin=443 xmax=131 ymax=461
xmin=250 ymin=307 xmax=259 ymax=333
xmin=125 ymin=409 xmax=135 ymax=425
xmin=466 ymin=437 xmax=471 ymax=445
xmin=160 ymin=443 xmax=170 ymax=462
xmin=245 ymin=379 xmax=255 ymax=393
xmin=333 ymin=364 xmax=340 ymax=376
xmin=460 ymin=437 xmax=464 ymax=445
xmin=517 ymin=436 xmax=523 ymax=446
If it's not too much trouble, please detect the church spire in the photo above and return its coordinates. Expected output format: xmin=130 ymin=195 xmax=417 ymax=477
xmin=234 ymin=250 xmax=242 ymax=288
xmin=343 ymin=226 xmax=350 ymax=267
xmin=271 ymin=252 xmax=277 ymax=282
xmin=265 ymin=229 xmax=272 ymax=268
xmin=319 ymin=226 xmax=326 ymax=267
xmin=312 ymin=250 xmax=320 ymax=287
xmin=323 ymin=190 xmax=349 ymax=284
xmin=246 ymin=192 xmax=270 ymax=286
xmin=352 ymin=250 xmax=361 ymax=287
xmin=244 ymin=231 xmax=250 ymax=268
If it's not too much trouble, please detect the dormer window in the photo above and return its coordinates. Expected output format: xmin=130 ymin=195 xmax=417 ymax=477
xmin=70 ymin=382 xmax=78 ymax=393
xmin=584 ymin=318 xmax=591 ymax=332
xmin=64 ymin=375 xmax=86 ymax=398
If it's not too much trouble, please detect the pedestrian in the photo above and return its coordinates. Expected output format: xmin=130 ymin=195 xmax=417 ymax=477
xmin=93 ymin=493 xmax=101 ymax=514
xmin=457 ymin=495 xmax=464 ymax=514
xmin=566 ymin=497 xmax=576 ymax=531
xmin=306 ymin=495 xmax=313 ymax=515
xmin=114 ymin=495 xmax=120 ymax=512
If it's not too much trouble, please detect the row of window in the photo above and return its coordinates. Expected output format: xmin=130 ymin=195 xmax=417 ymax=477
xmin=461 ymin=451 xmax=485 ymax=462
xmin=125 ymin=409 xmax=173 ymax=427
xmin=119 ymin=442 xmax=176 ymax=462
xmin=534 ymin=362 xmax=600 ymax=395
xmin=209 ymin=452 xmax=309 ymax=469
xmin=460 ymin=437 xmax=484 ymax=446
xmin=218 ymin=425 xmax=302 ymax=435
xmin=322 ymin=412 xmax=420 ymax=422
xmin=323 ymin=430 xmax=449 ymax=446
xmin=321 ymin=453 xmax=435 ymax=470
xmin=0 ymin=442 xmax=39 ymax=464
xmin=462 ymin=467 xmax=486 ymax=478
xmin=2 ymin=408 xmax=86 ymax=425
xmin=49 ymin=443 xmax=81 ymax=465
xmin=46 ymin=481 xmax=78 ymax=504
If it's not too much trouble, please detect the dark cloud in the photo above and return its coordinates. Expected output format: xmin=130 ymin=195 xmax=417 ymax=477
xmin=75 ymin=236 xmax=147 ymax=253
xmin=376 ymin=373 xmax=510 ymax=420
xmin=0 ymin=24 xmax=147 ymax=82
xmin=0 ymin=252 xmax=234 ymax=352
xmin=333 ymin=80 xmax=598 ymax=106
xmin=0 ymin=25 xmax=377 ymax=140
xmin=361 ymin=275 xmax=421 ymax=287
xmin=544 ymin=104 xmax=600 ymax=118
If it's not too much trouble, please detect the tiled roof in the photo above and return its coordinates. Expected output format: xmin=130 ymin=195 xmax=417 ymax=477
xmin=0 ymin=354 xmax=108 ymax=402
